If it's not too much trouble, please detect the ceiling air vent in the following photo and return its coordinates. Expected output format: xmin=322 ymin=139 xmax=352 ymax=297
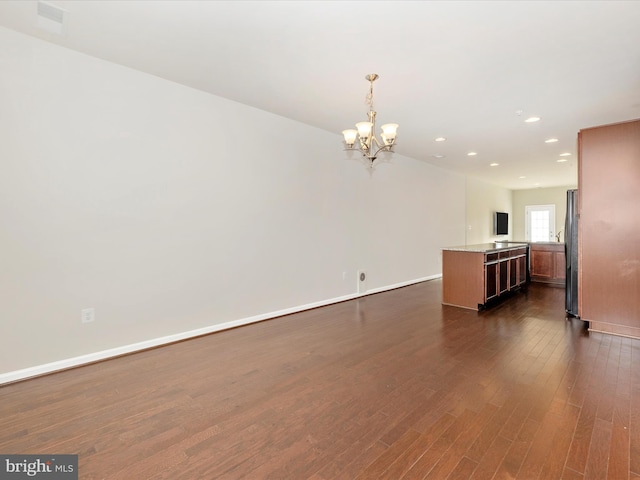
xmin=36 ymin=1 xmax=66 ymax=35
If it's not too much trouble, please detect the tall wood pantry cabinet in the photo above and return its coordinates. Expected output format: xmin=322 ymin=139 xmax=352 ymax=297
xmin=578 ymin=118 xmax=640 ymax=338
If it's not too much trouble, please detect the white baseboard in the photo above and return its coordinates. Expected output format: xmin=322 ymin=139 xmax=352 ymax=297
xmin=0 ymin=276 xmax=440 ymax=385
xmin=366 ymin=274 xmax=441 ymax=295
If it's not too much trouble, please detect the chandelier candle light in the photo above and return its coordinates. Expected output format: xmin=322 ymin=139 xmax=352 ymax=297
xmin=342 ymin=74 xmax=398 ymax=164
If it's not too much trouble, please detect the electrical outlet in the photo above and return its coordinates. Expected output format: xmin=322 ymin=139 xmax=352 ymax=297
xmin=357 ymin=270 xmax=367 ymax=294
xmin=81 ymin=307 xmax=95 ymax=323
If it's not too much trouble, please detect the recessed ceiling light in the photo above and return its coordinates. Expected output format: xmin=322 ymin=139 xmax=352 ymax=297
xmin=519 ymin=176 xmax=527 ymax=179
xmin=534 ymin=183 xmax=541 ymax=186
xmin=37 ymin=1 xmax=66 ymax=35
xmin=467 ymin=152 xmax=477 ymax=156
xmin=490 ymin=163 xmax=499 ymax=167
xmin=431 ymin=154 xmax=445 ymax=159
xmin=545 ymin=138 xmax=558 ymax=143
xmin=525 ymin=116 xmax=541 ymax=123
xmin=559 ymin=152 xmax=571 ymax=156
xmin=557 ymin=159 xmax=568 ymax=163
xmin=435 ymin=137 xmax=446 ymax=142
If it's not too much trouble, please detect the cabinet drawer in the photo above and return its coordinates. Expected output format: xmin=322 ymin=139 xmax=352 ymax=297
xmin=499 ymin=251 xmax=510 ymax=259
xmin=485 ymin=253 xmax=499 ymax=263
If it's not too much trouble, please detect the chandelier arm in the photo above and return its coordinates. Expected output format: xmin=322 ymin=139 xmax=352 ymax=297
xmin=355 ymin=144 xmax=376 ymax=161
xmin=372 ymin=145 xmax=393 ymax=158
xmin=358 ymin=138 xmax=370 ymax=154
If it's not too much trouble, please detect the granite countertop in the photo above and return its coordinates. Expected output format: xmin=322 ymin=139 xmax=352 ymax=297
xmin=442 ymin=242 xmax=529 ymax=253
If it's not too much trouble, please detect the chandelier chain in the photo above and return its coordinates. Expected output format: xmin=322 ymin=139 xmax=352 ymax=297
xmin=365 ymin=80 xmax=374 ymax=108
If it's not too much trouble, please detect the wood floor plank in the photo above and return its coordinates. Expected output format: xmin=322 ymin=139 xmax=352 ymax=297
xmin=584 ymin=417 xmax=613 ymax=479
xmin=1 ymin=281 xmax=637 ymax=479
xmin=565 ymin=390 xmax=599 ymax=474
xmin=464 ymin=386 xmax=526 ymax=462
xmin=498 ymin=385 xmax=535 ymax=441
xmin=378 ymin=412 xmax=457 ymax=480
xmin=562 ymin=467 xmax=586 ymax=480
xmin=447 ymin=456 xmax=478 ymax=479
xmin=630 ymin=342 xmax=640 ymax=476
xmin=400 ymin=409 xmax=479 ymax=480
xmin=516 ymin=409 xmax=564 ymax=479
xmin=422 ymin=403 xmax=499 ymax=479
xmin=491 ymin=417 xmax=539 ymax=479
xmin=469 ymin=435 xmax=512 ymax=480
xmin=609 ymin=411 xmax=631 ymax=480
xmin=538 ymin=403 xmax=581 ymax=480
xmin=354 ymin=429 xmax=421 ymax=480
xmin=319 ymin=432 xmax=388 ymax=480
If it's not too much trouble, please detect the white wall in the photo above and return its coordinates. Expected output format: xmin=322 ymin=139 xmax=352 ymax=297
xmin=0 ymin=27 xmax=466 ymax=380
xmin=512 ymin=186 xmax=577 ymax=242
xmin=464 ymin=177 xmax=513 ymax=245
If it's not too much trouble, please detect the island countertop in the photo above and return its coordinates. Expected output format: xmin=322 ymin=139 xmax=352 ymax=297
xmin=442 ymin=242 xmax=529 ymax=253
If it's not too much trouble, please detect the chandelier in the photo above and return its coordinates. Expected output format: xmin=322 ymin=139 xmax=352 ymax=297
xmin=342 ymin=74 xmax=399 ymax=164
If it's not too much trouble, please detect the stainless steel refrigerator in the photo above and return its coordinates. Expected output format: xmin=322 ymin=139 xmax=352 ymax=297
xmin=565 ymin=189 xmax=579 ymax=316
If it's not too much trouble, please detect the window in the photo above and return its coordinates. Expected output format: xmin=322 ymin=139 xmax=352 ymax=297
xmin=525 ymin=205 xmax=556 ymax=242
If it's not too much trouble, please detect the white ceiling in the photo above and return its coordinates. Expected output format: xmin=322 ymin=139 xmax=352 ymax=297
xmin=1 ymin=0 xmax=639 ymax=190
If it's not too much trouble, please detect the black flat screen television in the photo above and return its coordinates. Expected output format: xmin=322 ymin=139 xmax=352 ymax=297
xmin=495 ymin=212 xmax=508 ymax=235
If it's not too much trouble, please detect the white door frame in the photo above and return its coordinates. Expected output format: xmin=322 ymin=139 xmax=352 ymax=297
xmin=525 ymin=204 xmax=556 ymax=242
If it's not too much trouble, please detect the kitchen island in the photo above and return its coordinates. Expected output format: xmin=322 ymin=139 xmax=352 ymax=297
xmin=442 ymin=243 xmax=529 ymax=310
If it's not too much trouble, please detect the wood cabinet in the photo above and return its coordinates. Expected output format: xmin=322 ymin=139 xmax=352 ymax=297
xmin=442 ymin=244 xmax=528 ymax=310
xmin=579 ymin=118 xmax=640 ymax=339
xmin=530 ymin=243 xmax=565 ymax=286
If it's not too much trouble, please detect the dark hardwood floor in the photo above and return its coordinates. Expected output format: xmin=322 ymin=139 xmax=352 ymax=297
xmin=2 ymin=280 xmax=640 ymax=479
